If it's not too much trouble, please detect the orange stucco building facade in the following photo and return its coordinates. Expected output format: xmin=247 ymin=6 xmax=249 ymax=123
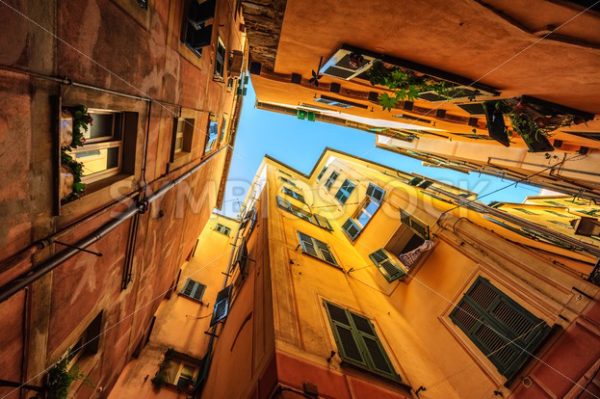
xmin=241 ymin=0 xmax=600 ymax=200
xmin=183 ymin=149 xmax=600 ymax=399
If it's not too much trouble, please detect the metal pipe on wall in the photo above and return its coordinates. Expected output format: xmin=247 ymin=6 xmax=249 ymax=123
xmin=0 ymin=147 xmax=226 ymax=304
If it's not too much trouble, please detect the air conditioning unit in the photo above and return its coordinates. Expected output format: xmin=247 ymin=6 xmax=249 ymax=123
xmin=319 ymin=46 xmax=378 ymax=80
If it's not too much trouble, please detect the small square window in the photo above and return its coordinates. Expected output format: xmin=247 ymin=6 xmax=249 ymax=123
xmin=298 ymin=232 xmax=338 ymax=266
xmin=180 ymin=278 xmax=206 ymax=302
xmin=214 ymin=223 xmax=231 ymax=236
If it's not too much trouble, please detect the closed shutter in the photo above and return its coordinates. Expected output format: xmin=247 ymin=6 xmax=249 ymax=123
xmin=325 ymin=302 xmax=399 ymax=381
xmin=315 ymin=240 xmax=337 ymax=265
xmin=181 ymin=279 xmax=205 ymax=301
xmin=400 ymin=210 xmax=430 ymax=239
xmin=450 ymin=277 xmax=551 ymax=382
xmin=234 ymin=239 xmax=249 ymax=276
xmin=210 ymin=285 xmax=232 ymax=326
xmin=298 ymin=232 xmax=318 ymax=257
xmin=343 ymin=219 xmax=361 ymax=240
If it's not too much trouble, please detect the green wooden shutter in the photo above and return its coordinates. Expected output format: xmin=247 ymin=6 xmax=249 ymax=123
xmin=450 ymin=277 xmax=551 ymax=382
xmin=298 ymin=232 xmax=318 ymax=257
xmin=313 ymin=214 xmax=332 ymax=230
xmin=182 ymin=279 xmax=195 ymax=296
xmin=400 ymin=210 xmax=430 ymax=239
xmin=369 ymin=250 xmax=406 ymax=281
xmin=314 ymin=239 xmax=337 ymax=265
xmin=325 ymin=302 xmax=369 ymax=368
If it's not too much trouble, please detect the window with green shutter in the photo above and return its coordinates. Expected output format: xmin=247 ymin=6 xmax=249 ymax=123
xmin=450 ymin=277 xmax=551 ymax=383
xmin=282 ymin=187 xmax=306 ymax=203
xmin=399 ymin=210 xmax=430 ymax=240
xmin=317 ymin=166 xmax=328 ymax=181
xmin=342 ymin=184 xmax=385 ymax=241
xmin=279 ymin=176 xmax=297 ymax=187
xmin=369 ymin=249 xmax=406 ymax=282
xmin=277 ymin=196 xmax=332 ymax=231
xmin=324 ymin=302 xmax=399 ymax=381
xmin=298 ymin=232 xmax=338 ymax=267
xmin=214 ymin=223 xmax=231 ymax=236
xmin=180 ymin=279 xmax=206 ymax=302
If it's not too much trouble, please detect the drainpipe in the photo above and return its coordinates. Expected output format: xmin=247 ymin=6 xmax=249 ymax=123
xmin=0 ymin=147 xmax=226 ymax=304
xmin=19 ymin=287 xmax=29 ymax=399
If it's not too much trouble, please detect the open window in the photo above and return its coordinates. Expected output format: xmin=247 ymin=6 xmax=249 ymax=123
xmin=298 ymin=232 xmax=339 ymax=267
xmin=342 ymin=183 xmax=385 ymax=240
xmin=204 ymin=115 xmax=219 ymax=154
xmin=210 ymin=285 xmax=232 ymax=326
xmin=214 ymin=37 xmax=226 ymax=80
xmin=66 ymin=312 xmax=103 ymax=369
xmin=181 ymin=0 xmax=216 ymax=57
xmin=319 ymin=46 xmax=379 ymax=80
xmin=171 ymin=118 xmax=194 ymax=161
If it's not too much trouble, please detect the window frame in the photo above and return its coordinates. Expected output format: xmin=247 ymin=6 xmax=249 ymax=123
xmin=180 ymin=0 xmax=216 ymax=57
xmin=317 ymin=166 xmax=328 ymax=181
xmin=276 ymin=196 xmax=332 ymax=230
xmin=297 ymin=232 xmax=339 ymax=267
xmin=369 ymin=249 xmax=406 ymax=282
xmin=324 ymin=301 xmax=400 ymax=382
xmin=449 ymin=277 xmax=551 ymax=384
xmin=342 ymin=183 xmax=385 ymax=241
xmin=214 ymin=36 xmax=226 ymax=80
xmin=324 ymin=171 xmax=339 ymax=190
xmin=335 ymin=179 xmax=356 ymax=204
xmin=204 ymin=115 xmax=219 ymax=155
xmin=170 ymin=117 xmax=195 ymax=161
xmin=214 ymin=223 xmax=231 ymax=236
xmin=180 ymin=278 xmax=206 ymax=302
xmin=282 ymin=187 xmax=306 ymax=204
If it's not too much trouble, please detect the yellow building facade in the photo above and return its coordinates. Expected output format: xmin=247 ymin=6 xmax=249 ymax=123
xmin=193 ymin=149 xmax=600 ymax=399
xmin=109 ymin=213 xmax=241 ymax=398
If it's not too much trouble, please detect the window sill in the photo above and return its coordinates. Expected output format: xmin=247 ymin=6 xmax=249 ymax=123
xmin=177 ymin=292 xmax=205 ymax=305
xmin=339 ymin=361 xmax=410 ymax=392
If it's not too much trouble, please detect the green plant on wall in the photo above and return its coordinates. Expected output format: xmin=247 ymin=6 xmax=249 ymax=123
xmin=46 ymin=358 xmax=84 ymax=399
xmin=367 ymin=61 xmax=449 ymax=110
xmin=60 ymin=105 xmax=92 ymax=203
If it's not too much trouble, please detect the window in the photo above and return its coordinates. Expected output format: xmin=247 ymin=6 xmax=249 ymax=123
xmin=171 ymin=118 xmax=194 ymax=161
xmin=278 ymin=169 xmax=292 ymax=178
xmin=180 ymin=279 xmax=206 ymax=301
xmin=176 ymin=364 xmax=197 ymax=390
xmin=342 ymin=183 xmax=385 ymax=240
xmin=335 ymin=179 xmax=356 ymax=204
xmin=315 ymin=95 xmax=368 ymax=109
xmin=204 ymin=116 xmax=219 ymax=154
xmin=68 ymin=109 xmax=127 ymax=184
xmin=279 ymin=176 xmax=297 ymax=187
xmin=317 ymin=166 xmax=328 ymax=181
xmin=218 ymin=116 xmax=227 ymax=145
xmin=214 ymin=223 xmax=231 ymax=236
xmin=276 ymin=196 xmax=332 ymax=230
xmin=399 ymin=210 xmax=430 ymax=240
xmin=514 ymin=208 xmax=537 ymax=215
xmin=66 ymin=312 xmax=103 ymax=368
xmin=369 ymin=249 xmax=406 ymax=281
xmin=181 ymin=0 xmax=216 ymax=56
xmin=282 ymin=187 xmax=305 ymax=203
xmin=298 ymin=232 xmax=338 ymax=266
xmin=450 ymin=277 xmax=551 ymax=382
xmin=214 ymin=37 xmax=226 ymax=79
xmin=544 ymin=209 xmax=571 ymax=218
xmin=210 ymin=285 xmax=232 ymax=325
xmin=324 ymin=302 xmax=398 ymax=381
xmin=324 ymin=171 xmax=339 ymax=190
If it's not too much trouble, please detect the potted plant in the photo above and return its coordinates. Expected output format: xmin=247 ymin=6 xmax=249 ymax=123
xmin=509 ymin=110 xmax=554 ymax=152
xmin=367 ymin=61 xmax=451 ymax=110
xmin=46 ymin=358 xmax=83 ymax=399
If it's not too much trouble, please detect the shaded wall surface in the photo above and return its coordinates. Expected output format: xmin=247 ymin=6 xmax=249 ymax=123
xmin=0 ymin=0 xmax=245 ymax=398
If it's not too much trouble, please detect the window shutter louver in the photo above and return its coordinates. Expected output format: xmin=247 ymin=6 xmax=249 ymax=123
xmin=400 ymin=210 xmax=430 ymax=239
xmin=450 ymin=277 xmax=551 ymax=382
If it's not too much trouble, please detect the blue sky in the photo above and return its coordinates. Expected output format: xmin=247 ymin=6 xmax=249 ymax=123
xmin=221 ymin=84 xmax=539 ymax=216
